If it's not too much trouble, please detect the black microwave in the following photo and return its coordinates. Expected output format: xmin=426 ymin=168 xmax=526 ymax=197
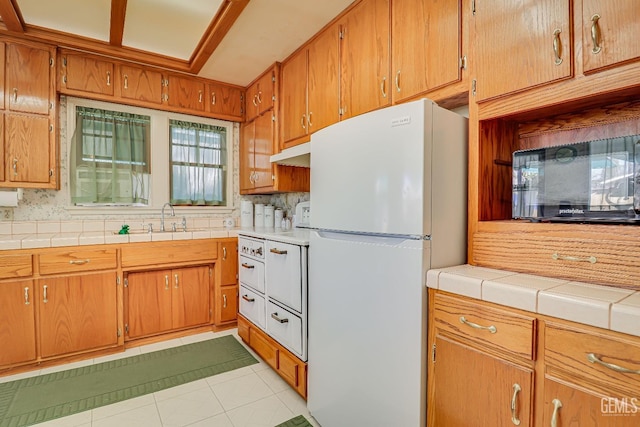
xmin=512 ymin=135 xmax=640 ymax=224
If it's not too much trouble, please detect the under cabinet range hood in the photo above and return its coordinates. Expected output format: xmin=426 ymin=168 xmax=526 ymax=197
xmin=270 ymin=142 xmax=310 ymax=167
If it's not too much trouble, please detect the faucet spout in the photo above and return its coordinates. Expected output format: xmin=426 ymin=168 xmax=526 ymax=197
xmin=161 ymin=202 xmax=175 ymax=232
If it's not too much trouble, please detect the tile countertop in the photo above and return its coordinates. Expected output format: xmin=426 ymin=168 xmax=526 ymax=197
xmin=427 ymin=264 xmax=640 ymax=339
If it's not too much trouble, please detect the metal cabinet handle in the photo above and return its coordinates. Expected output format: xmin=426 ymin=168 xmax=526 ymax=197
xmin=12 ymin=158 xmax=18 ymax=176
xmin=551 ymin=253 xmax=597 ymax=263
xmin=269 ymin=248 xmax=288 ymax=255
xmin=223 ymin=247 xmax=227 ymax=260
xmin=308 ymin=112 xmax=313 ymax=128
xmin=395 ymin=70 xmax=401 ymax=92
xmin=242 ymin=294 xmax=255 ymax=302
xmin=123 ymin=74 xmax=129 ymax=89
xmin=211 ymin=92 xmax=216 ymax=105
xmin=43 ymin=285 xmax=48 ymax=303
xmin=256 ymin=90 xmax=263 ymax=104
xmin=511 ymin=383 xmax=522 ymax=425
xmin=174 ymin=273 xmax=179 ymax=288
xmin=552 ymin=29 xmax=563 ymax=65
xmin=69 ymin=259 xmax=90 ymax=265
xmin=380 ymin=76 xmax=387 ymax=98
xmin=12 ymin=87 xmax=18 ymax=102
xmin=24 ymin=287 xmax=30 ymax=305
xmin=550 ymin=398 xmax=562 ymax=427
xmin=198 ymin=90 xmax=203 ymax=103
xmin=223 ymin=294 xmax=227 ymax=308
xmin=459 ymin=316 xmax=497 ymax=333
xmin=590 ymin=14 xmax=602 ymax=54
xmin=165 ymin=274 xmax=169 ymax=290
xmin=252 ymin=94 xmax=258 ymax=107
xmin=587 ymin=352 xmax=640 ymax=374
xmin=241 ymin=263 xmax=255 ymax=269
xmin=271 ymin=312 xmax=289 ymax=323
xmin=301 ymin=114 xmax=307 ymax=130
xmin=106 ymin=71 xmax=111 ymax=86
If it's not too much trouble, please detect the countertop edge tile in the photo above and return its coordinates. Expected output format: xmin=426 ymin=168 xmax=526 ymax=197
xmin=537 ymin=291 xmax=611 ymax=329
xmin=481 ymin=280 xmax=539 ymax=313
xmin=438 ymin=272 xmax=482 ymax=299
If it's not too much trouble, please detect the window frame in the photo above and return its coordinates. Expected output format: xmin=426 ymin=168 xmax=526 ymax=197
xmin=65 ymin=97 xmax=235 ymax=216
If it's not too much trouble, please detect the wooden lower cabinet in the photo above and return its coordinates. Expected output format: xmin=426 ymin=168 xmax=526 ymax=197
xmin=0 ymin=279 xmax=36 ymax=367
xmin=125 ymin=265 xmax=211 ymax=340
xmin=214 ymin=239 xmax=238 ymax=326
xmin=238 ymin=314 xmax=307 ymax=398
xmin=38 ymin=272 xmax=118 ymax=358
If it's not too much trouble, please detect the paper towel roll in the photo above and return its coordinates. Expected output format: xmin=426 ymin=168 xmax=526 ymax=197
xmin=264 ymin=205 xmax=275 ymax=228
xmin=240 ymin=200 xmax=253 ymax=228
xmin=0 ymin=190 xmax=19 ymax=207
xmin=254 ymin=203 xmax=265 ymax=227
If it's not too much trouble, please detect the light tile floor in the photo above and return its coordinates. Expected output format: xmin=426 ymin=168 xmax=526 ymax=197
xmin=0 ymin=329 xmax=321 ymax=427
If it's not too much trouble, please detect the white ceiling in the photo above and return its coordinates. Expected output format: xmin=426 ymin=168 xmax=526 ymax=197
xmin=7 ymin=0 xmax=355 ymax=86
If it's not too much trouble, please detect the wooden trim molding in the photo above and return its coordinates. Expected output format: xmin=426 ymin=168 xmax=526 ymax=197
xmin=0 ymin=0 xmax=24 ymax=32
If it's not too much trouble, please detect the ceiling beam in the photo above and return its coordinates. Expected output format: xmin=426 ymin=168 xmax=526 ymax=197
xmin=189 ymin=0 xmax=250 ymax=74
xmin=110 ymin=0 xmax=127 ymax=47
xmin=0 ymin=0 xmax=24 ymax=32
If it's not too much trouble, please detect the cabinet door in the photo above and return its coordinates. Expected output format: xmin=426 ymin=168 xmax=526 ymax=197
xmin=473 ymin=0 xmax=571 ymax=101
xmin=431 ymin=336 xmax=534 ymax=427
xmin=126 ymin=269 xmax=173 ymax=339
xmin=63 ymin=53 xmax=115 ymax=96
xmin=0 ymin=42 xmax=5 ymax=110
xmin=582 ymin=0 xmax=640 ymax=73
xmin=280 ymin=49 xmax=308 ymax=145
xmin=543 ymin=376 xmax=638 ymax=426
xmin=239 ymin=121 xmax=256 ymax=192
xmin=219 ymin=240 xmax=238 ymax=286
xmin=208 ymin=82 xmax=244 ymax=119
xmin=252 ymin=112 xmax=274 ymax=189
xmin=340 ymin=0 xmax=390 ymax=120
xmin=0 ymin=280 xmax=36 ymax=367
xmin=6 ymin=43 xmax=51 ymax=115
xmin=166 ymin=75 xmax=206 ymax=111
xmin=218 ymin=285 xmax=238 ymax=323
xmin=38 ymin=273 xmax=118 ymax=358
xmin=255 ymin=68 xmax=275 ymax=116
xmin=172 ymin=266 xmax=210 ymax=329
xmin=392 ymin=0 xmax=462 ymax=102
xmin=307 ymin=23 xmax=340 ymax=136
xmin=119 ymin=64 xmax=163 ymax=104
xmin=5 ymin=114 xmax=52 ymax=184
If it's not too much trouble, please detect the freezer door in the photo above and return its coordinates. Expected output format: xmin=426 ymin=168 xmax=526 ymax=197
xmin=307 ymin=230 xmax=429 ymax=427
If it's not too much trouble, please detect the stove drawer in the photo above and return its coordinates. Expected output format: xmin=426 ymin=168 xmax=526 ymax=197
xmin=267 ymin=300 xmax=303 ymax=359
xmin=239 ymin=285 xmax=266 ymax=330
xmin=266 ymin=241 xmax=302 ymax=312
xmin=239 ymin=255 xmax=265 ymax=293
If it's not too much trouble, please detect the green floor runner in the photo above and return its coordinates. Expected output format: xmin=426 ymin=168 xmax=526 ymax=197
xmin=276 ymin=414 xmax=314 ymax=427
xmin=0 ymin=335 xmax=257 ymax=427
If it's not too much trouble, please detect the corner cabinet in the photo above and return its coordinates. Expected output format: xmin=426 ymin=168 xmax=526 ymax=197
xmin=1 ymin=38 xmax=57 ymax=189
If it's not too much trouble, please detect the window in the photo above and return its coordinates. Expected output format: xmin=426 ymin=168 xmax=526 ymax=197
xmin=169 ymin=120 xmax=227 ymax=205
xmin=70 ymin=106 xmax=151 ymax=205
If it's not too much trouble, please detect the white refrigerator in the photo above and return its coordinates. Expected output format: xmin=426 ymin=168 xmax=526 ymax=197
xmin=307 ymin=99 xmax=468 ymax=427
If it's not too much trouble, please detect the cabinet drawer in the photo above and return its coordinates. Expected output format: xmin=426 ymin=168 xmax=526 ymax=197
xmin=434 ymin=293 xmax=536 ymax=360
xmin=239 ymin=255 xmax=265 ymax=293
xmin=265 ymin=241 xmax=302 ymax=312
xmin=278 ymin=348 xmax=302 ymax=387
xmin=39 ymin=248 xmax=117 ymax=275
xmin=250 ymin=327 xmax=277 ymax=369
xmin=0 ymin=254 xmax=33 ymax=278
xmin=239 ymin=285 xmax=266 ymax=330
xmin=266 ymin=301 xmax=303 ymax=359
xmin=121 ymin=239 xmax=217 ymax=267
xmin=545 ymin=322 xmax=640 ymax=397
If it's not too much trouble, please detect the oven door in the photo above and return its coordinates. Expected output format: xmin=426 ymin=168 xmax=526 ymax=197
xmin=265 ymin=241 xmax=302 ymax=312
xmin=239 ymin=255 xmax=265 ymax=293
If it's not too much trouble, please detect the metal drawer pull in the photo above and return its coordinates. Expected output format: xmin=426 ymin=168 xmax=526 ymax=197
xmin=69 ymin=259 xmax=90 ymax=265
xmin=459 ymin=316 xmax=497 ymax=334
xmin=43 ymin=285 xmax=48 ymax=303
xmin=174 ymin=274 xmax=179 ymax=288
xmin=271 ymin=312 xmax=289 ymax=323
xmin=241 ymin=263 xmax=255 ymax=269
xmin=511 ymin=383 xmax=521 ymax=425
xmin=242 ymin=294 xmax=255 ymax=302
xmin=550 ymin=398 xmax=562 ymax=427
xmin=223 ymin=247 xmax=227 ymax=260
xmin=223 ymin=294 xmax=227 ymax=308
xmin=587 ymin=353 xmax=640 ymax=374
xmin=270 ymin=248 xmax=288 ymax=255
xmin=24 ymin=287 xmax=30 ymax=305
xmin=552 ymin=29 xmax=563 ymax=65
xmin=590 ymin=14 xmax=602 ymax=54
xmin=551 ymin=253 xmax=597 ymax=263
xmin=165 ymin=275 xmax=169 ymax=290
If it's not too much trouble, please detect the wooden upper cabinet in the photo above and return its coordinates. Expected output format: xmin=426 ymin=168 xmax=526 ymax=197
xmin=582 ymin=0 xmax=640 ymax=73
xmin=5 ymin=114 xmax=52 ymax=185
xmin=6 ymin=42 xmax=52 ymax=115
xmin=280 ymin=49 xmax=308 ymax=145
xmin=307 ymin=23 xmax=340 ymax=137
xmin=246 ymin=68 xmax=275 ymax=121
xmin=473 ymin=0 xmax=571 ymax=101
xmin=391 ymin=0 xmax=462 ymax=103
xmin=60 ymin=52 xmax=114 ymax=96
xmin=166 ymin=74 xmax=206 ymax=112
xmin=0 ymin=42 xmax=5 ymax=110
xmin=252 ymin=111 xmax=275 ymax=189
xmin=118 ymin=64 xmax=163 ymax=104
xmin=339 ymin=0 xmax=390 ymax=120
xmin=207 ymin=82 xmax=244 ymax=120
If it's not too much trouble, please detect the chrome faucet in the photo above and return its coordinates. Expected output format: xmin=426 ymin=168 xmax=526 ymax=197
xmin=161 ymin=202 xmax=175 ymax=232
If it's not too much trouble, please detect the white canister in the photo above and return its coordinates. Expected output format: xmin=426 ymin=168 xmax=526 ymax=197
xmin=274 ymin=209 xmax=284 ymax=228
xmin=264 ymin=205 xmax=275 ymax=228
xmin=240 ymin=200 xmax=254 ymax=228
xmin=254 ymin=203 xmax=265 ymax=228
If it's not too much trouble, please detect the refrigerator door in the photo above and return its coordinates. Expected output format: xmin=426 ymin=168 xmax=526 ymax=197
xmin=308 ymin=230 xmax=429 ymax=427
xmin=310 ymin=99 xmax=434 ymax=237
